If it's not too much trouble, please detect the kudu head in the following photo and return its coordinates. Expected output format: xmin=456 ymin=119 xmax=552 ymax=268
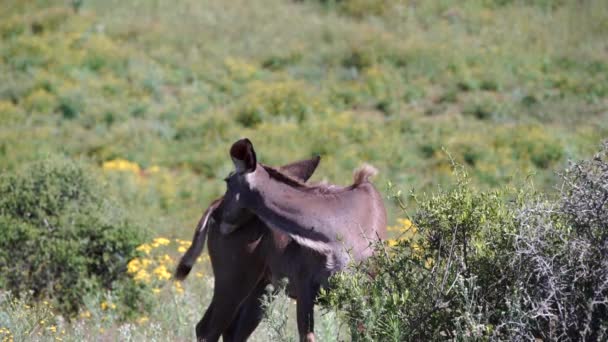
xmin=220 ymin=138 xmax=317 ymax=234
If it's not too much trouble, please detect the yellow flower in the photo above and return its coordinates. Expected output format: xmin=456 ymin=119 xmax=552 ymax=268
xmin=397 ymin=218 xmax=415 ymax=230
xmin=137 ymin=316 xmax=149 ymax=325
xmin=173 ymin=281 xmax=184 ymax=294
xmin=178 ymin=246 xmax=187 ymax=253
xmin=134 ymin=269 xmax=151 ymax=283
xmin=136 ymin=244 xmax=152 ymax=255
xmin=102 ymin=159 xmax=141 ymax=174
xmin=161 ymin=254 xmax=173 ymax=264
xmin=79 ymin=311 xmax=91 ymax=319
xmin=127 ymin=258 xmax=142 ymax=274
xmin=151 ymin=237 xmax=170 ymax=248
xmin=140 ymin=258 xmax=152 ymax=268
xmin=152 ymin=265 xmax=171 ymax=280
xmin=48 ymin=325 xmax=57 ymax=333
xmin=147 ymin=165 xmax=160 ymax=174
xmin=224 ymin=57 xmax=258 ymax=80
xmin=100 ymin=301 xmax=115 ymax=310
xmin=176 ymin=238 xmax=190 ymax=246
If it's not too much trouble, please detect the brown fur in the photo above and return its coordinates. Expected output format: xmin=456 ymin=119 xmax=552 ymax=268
xmin=175 ymin=156 xmax=320 ymax=342
xmin=218 ymin=139 xmax=387 ymax=342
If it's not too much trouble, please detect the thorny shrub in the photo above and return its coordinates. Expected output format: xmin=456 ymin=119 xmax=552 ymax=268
xmin=322 ymin=142 xmax=608 ymax=341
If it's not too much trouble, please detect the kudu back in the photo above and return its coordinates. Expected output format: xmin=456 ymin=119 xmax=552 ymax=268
xmin=220 ymin=138 xmax=387 ymax=342
xmin=175 ymin=157 xmax=321 ymax=342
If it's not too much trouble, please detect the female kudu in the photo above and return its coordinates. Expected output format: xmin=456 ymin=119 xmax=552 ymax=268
xmin=175 ymin=157 xmax=321 ymax=342
xmin=219 ymin=138 xmax=387 ymax=342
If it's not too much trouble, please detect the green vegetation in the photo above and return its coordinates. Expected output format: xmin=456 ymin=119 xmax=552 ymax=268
xmin=0 ymin=157 xmax=149 ymax=318
xmin=322 ymin=142 xmax=608 ymax=340
xmin=0 ymin=0 xmax=607 ymax=340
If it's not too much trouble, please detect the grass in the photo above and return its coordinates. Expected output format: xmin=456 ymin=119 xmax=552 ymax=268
xmin=1 ymin=0 xmax=607 ymax=339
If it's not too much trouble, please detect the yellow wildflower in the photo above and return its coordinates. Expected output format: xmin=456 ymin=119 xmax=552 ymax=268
xmin=48 ymin=326 xmax=57 ymax=333
xmin=178 ymin=246 xmax=187 ymax=253
xmin=224 ymin=57 xmax=258 ymax=80
xmin=151 ymin=237 xmax=170 ymax=248
xmin=100 ymin=301 xmax=115 ymax=310
xmin=153 ymin=265 xmax=171 ymax=280
xmin=134 ymin=269 xmax=151 ymax=283
xmin=136 ymin=244 xmax=152 ymax=254
xmin=137 ymin=316 xmax=149 ymax=325
xmin=102 ymin=159 xmax=141 ymax=174
xmin=147 ymin=165 xmax=160 ymax=174
xmin=127 ymin=258 xmax=142 ymax=274
xmin=173 ymin=281 xmax=184 ymax=294
xmin=161 ymin=254 xmax=173 ymax=264
xmin=175 ymin=238 xmax=190 ymax=246
xmin=397 ymin=218 xmax=415 ymax=231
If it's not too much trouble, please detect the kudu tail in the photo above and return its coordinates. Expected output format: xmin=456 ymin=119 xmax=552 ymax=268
xmin=353 ymin=164 xmax=378 ymax=185
xmin=174 ymin=200 xmax=221 ymax=281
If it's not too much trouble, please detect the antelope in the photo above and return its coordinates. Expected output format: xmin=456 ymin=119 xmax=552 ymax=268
xmin=218 ymin=138 xmax=386 ymax=342
xmin=175 ymin=156 xmax=321 ymax=341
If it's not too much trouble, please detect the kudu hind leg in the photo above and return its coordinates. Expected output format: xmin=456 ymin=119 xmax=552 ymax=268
xmin=222 ymin=279 xmax=270 ymax=342
xmin=197 ymin=270 xmax=263 ymax=341
xmin=195 ymin=302 xmax=217 ymax=342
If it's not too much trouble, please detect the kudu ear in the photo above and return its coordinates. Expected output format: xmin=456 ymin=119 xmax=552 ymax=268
xmin=279 ymin=156 xmax=321 ymax=182
xmin=230 ymin=138 xmax=257 ymax=173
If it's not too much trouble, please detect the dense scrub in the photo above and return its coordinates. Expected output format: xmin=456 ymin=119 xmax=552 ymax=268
xmin=322 ymin=142 xmax=608 ymax=340
xmin=0 ymin=157 xmax=149 ymax=318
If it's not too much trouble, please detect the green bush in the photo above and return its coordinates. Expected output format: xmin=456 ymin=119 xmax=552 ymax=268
xmin=235 ymin=80 xmax=318 ymax=127
xmin=322 ymin=168 xmax=519 ymax=340
xmin=0 ymin=157 xmax=149 ymax=318
xmin=322 ymin=142 xmax=608 ymax=340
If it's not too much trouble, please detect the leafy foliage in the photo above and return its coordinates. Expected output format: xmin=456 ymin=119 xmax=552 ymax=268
xmin=322 ymin=142 xmax=608 ymax=341
xmin=0 ymin=157 xmax=149 ymax=317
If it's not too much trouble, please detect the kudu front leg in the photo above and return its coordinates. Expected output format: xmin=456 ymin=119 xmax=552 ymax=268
xmin=296 ymin=282 xmax=319 ymax=342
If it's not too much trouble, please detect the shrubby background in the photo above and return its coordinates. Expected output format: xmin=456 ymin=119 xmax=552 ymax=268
xmin=0 ymin=0 xmax=606 ymax=340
